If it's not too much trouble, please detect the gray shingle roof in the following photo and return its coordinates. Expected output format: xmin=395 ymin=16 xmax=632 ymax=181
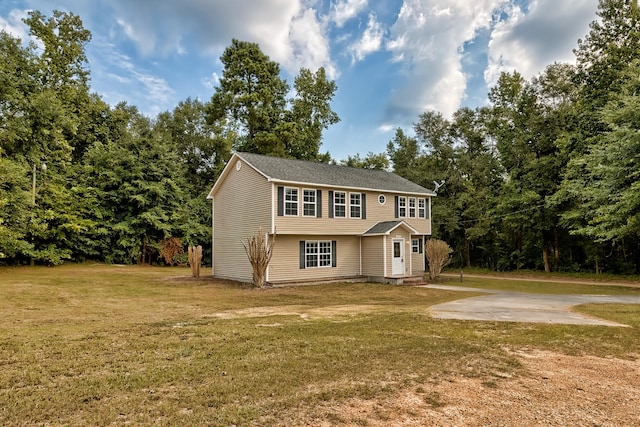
xmin=363 ymin=221 xmax=418 ymax=235
xmin=237 ymin=152 xmax=434 ymax=195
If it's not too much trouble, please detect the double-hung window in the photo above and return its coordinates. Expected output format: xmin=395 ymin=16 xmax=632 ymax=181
xmin=305 ymin=241 xmax=332 ymax=268
xmin=334 ymin=191 xmax=346 ymax=217
xmin=412 ymin=238 xmax=422 ymax=254
xmin=408 ymin=197 xmax=416 ymax=218
xmin=398 ymin=196 xmax=407 ymax=218
xmin=302 ymin=189 xmax=316 ymax=217
xmin=284 ymin=187 xmax=298 ymax=216
xmin=418 ymin=198 xmax=427 ymax=219
xmin=350 ymin=193 xmax=361 ymax=218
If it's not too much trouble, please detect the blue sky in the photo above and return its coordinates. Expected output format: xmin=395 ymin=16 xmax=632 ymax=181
xmin=1 ymin=0 xmax=598 ymax=161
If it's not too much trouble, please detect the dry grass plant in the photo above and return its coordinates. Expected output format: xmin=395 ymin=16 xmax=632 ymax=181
xmin=242 ymin=226 xmax=275 ymax=287
xmin=426 ymin=238 xmax=453 ymax=280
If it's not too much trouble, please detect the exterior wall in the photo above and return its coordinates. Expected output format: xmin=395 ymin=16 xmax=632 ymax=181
xmin=268 ymin=235 xmax=361 ymax=283
xmin=410 ymin=236 xmax=426 ymax=276
xmin=385 ymin=228 xmax=412 ymax=277
xmin=361 ymin=235 xmax=385 ymax=278
xmin=274 ymin=188 xmax=432 ymax=235
xmin=212 ymin=159 xmax=272 ymax=282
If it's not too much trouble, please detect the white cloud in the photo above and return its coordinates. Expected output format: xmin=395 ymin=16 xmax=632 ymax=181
xmin=91 ymin=40 xmax=174 ymax=116
xmin=105 ymin=0 xmax=335 ymax=76
xmin=349 ymin=12 xmax=384 ymax=62
xmin=386 ymin=0 xmax=503 ymax=119
xmin=330 ymin=0 xmax=368 ymax=27
xmin=286 ymin=7 xmax=337 ymax=77
xmin=0 ymin=9 xmax=29 ymax=40
xmin=485 ymin=0 xmax=597 ymax=87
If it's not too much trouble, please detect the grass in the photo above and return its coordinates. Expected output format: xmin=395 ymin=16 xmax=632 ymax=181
xmin=1 ymin=264 xmax=640 ymax=425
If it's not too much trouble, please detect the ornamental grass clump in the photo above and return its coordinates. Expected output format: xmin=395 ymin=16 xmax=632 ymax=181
xmin=242 ymin=226 xmax=275 ymax=287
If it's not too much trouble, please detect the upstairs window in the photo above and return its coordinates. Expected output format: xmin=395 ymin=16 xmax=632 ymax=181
xmin=398 ymin=196 xmax=407 ymax=218
xmin=350 ymin=193 xmax=361 ymax=218
xmin=302 ymin=189 xmax=316 ymax=217
xmin=284 ymin=187 xmax=298 ymax=216
xmin=418 ymin=198 xmax=427 ymax=219
xmin=334 ymin=191 xmax=346 ymax=217
xmin=408 ymin=197 xmax=416 ymax=218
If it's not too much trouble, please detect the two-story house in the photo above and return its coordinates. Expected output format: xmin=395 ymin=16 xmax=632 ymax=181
xmin=207 ymin=152 xmax=435 ymax=284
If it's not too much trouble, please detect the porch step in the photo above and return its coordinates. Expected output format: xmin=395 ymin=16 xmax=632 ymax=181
xmin=381 ymin=275 xmax=426 ymax=286
xmin=401 ymin=276 xmax=427 ymax=286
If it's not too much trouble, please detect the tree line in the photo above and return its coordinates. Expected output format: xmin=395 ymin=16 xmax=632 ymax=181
xmin=1 ymin=0 xmax=638 ymax=274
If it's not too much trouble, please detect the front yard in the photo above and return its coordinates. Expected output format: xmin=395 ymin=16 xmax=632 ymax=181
xmin=1 ymin=265 xmax=639 ymax=425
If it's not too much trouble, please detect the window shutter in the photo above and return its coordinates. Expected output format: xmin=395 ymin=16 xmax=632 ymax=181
xmin=418 ymin=237 xmax=423 ymax=253
xmin=361 ymin=193 xmax=366 ymax=219
xmin=317 ymin=190 xmax=322 ymax=218
xmin=426 ymin=199 xmax=430 ymax=219
xmin=328 ymin=190 xmax=334 ymax=218
xmin=331 ymin=240 xmax=337 ymax=267
xmin=394 ymin=195 xmax=399 ymax=218
xmin=299 ymin=241 xmax=306 ymax=269
xmin=277 ymin=186 xmax=284 ymax=216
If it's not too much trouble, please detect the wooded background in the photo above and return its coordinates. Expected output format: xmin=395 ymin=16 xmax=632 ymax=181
xmin=1 ymin=0 xmax=638 ymax=273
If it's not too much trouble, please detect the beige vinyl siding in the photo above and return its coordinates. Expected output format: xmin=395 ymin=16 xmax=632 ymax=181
xmin=213 ymin=159 xmax=271 ymax=282
xmin=361 ymin=235 xmax=384 ymax=278
xmin=410 ymin=237 xmax=425 ymax=276
xmin=274 ymin=189 xmax=431 ymax=235
xmin=268 ymin=235 xmax=360 ymax=283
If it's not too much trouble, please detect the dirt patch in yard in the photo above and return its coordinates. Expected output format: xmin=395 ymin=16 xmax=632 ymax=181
xmin=295 ymin=349 xmax=640 ymax=426
xmin=206 ymin=304 xmax=389 ymax=320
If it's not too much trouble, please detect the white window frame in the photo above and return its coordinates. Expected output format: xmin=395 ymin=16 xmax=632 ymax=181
xmin=349 ymin=192 xmax=361 ymax=219
xmin=418 ymin=198 xmax=426 ymax=219
xmin=378 ymin=194 xmax=386 ymax=205
xmin=302 ymin=189 xmax=316 ymax=217
xmin=398 ymin=196 xmax=407 ymax=218
xmin=334 ymin=191 xmax=346 ymax=218
xmin=408 ymin=197 xmax=416 ymax=218
xmin=412 ymin=238 xmax=421 ymax=254
xmin=305 ymin=241 xmax=332 ymax=268
xmin=284 ymin=187 xmax=298 ymax=216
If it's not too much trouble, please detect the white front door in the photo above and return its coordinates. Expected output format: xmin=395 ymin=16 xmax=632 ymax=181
xmin=392 ymin=238 xmax=405 ymax=276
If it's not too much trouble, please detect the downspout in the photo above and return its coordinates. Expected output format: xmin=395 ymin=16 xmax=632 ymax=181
xmin=383 ymin=235 xmax=387 ymax=277
xmin=211 ymin=197 xmax=215 ymax=276
xmin=359 ymin=236 xmax=362 ymax=276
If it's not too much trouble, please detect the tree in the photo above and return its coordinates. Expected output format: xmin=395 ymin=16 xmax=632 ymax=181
xmin=208 ymin=39 xmax=289 ymax=155
xmin=340 ymin=152 xmax=389 ymax=170
xmin=287 ymin=67 xmax=340 ymax=160
xmin=84 ymin=104 xmax=189 ymax=264
xmin=207 ymin=40 xmax=339 ymax=161
xmin=559 ymin=62 xmax=640 ymax=244
xmin=487 ymin=71 xmax=568 ymax=272
xmin=155 ymin=98 xmax=232 ymax=195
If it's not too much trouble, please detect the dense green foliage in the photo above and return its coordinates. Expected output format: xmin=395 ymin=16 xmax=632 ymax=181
xmin=1 ymin=1 xmax=638 ymax=273
xmin=0 ymin=12 xmax=338 ymax=265
xmin=381 ymin=0 xmax=640 ymax=273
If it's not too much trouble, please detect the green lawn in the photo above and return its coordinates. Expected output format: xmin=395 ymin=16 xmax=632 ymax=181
xmin=1 ymin=264 xmax=639 ymax=426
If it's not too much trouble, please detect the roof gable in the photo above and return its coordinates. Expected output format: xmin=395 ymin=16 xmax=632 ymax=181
xmin=363 ymin=220 xmax=419 ymax=236
xmin=231 ymin=152 xmax=435 ymax=195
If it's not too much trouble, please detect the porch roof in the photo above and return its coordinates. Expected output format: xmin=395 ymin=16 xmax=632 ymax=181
xmin=363 ymin=220 xmax=419 ymax=236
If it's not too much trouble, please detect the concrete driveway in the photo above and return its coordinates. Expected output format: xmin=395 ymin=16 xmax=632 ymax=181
xmin=424 ymin=284 xmax=640 ymax=327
